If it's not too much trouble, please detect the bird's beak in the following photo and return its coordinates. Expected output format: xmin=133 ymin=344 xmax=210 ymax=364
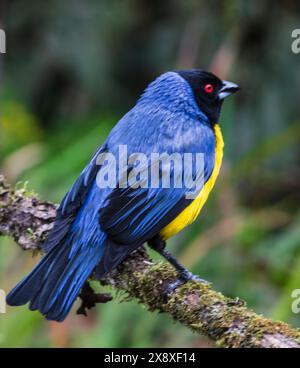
xmin=218 ymin=80 xmax=240 ymax=100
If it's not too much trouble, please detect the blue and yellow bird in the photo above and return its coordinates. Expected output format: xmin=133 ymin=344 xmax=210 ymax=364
xmin=6 ymin=70 xmax=239 ymax=321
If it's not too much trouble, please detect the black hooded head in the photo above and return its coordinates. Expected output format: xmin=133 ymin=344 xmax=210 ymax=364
xmin=177 ymin=69 xmax=239 ymax=123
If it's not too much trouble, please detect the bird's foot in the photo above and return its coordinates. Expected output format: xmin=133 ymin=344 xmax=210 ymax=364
xmin=76 ymin=281 xmax=113 ymax=317
xmin=163 ymin=271 xmax=210 ymax=302
xmin=148 ymin=236 xmax=211 ymax=301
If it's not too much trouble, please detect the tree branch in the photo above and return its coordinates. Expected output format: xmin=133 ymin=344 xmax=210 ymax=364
xmin=0 ymin=175 xmax=299 ymax=348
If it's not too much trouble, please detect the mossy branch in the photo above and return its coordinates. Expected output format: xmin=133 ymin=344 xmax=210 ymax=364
xmin=1 ymin=175 xmax=300 ymax=348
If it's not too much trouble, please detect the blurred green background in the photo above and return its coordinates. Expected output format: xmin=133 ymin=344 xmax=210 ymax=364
xmin=1 ymin=0 xmax=300 ymax=348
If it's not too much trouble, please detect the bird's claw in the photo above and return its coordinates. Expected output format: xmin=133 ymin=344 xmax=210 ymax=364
xmin=163 ymin=271 xmax=210 ymax=303
xmin=185 ymin=272 xmax=211 ymax=285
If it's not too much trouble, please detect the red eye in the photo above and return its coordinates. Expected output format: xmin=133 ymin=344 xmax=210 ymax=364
xmin=204 ymin=83 xmax=214 ymax=94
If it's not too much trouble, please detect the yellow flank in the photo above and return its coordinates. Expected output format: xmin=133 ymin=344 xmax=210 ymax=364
xmin=160 ymin=124 xmax=224 ymax=240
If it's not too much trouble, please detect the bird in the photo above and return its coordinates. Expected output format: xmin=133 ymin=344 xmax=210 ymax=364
xmin=6 ymin=69 xmax=239 ymax=321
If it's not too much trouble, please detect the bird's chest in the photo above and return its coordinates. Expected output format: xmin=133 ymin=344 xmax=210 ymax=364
xmin=160 ymin=124 xmax=224 ymax=239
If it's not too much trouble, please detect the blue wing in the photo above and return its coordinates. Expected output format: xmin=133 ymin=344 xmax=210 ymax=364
xmin=100 ymin=151 xmax=214 ymax=246
xmin=43 ymin=144 xmax=106 ymax=253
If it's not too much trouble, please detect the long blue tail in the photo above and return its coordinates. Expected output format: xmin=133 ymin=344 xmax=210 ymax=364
xmin=6 ymin=236 xmax=105 ymax=322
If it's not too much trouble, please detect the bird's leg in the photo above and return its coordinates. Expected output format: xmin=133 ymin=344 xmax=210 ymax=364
xmin=148 ymin=235 xmax=209 ymax=298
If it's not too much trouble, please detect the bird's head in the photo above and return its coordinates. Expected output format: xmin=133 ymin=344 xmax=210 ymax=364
xmin=177 ymin=69 xmax=240 ymax=123
xmin=139 ymin=69 xmax=239 ymax=124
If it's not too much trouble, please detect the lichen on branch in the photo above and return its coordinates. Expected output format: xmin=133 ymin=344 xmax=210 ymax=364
xmin=0 ymin=175 xmax=56 ymax=250
xmin=0 ymin=175 xmax=299 ymax=348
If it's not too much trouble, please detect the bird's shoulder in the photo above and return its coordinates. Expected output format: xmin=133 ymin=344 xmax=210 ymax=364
xmin=106 ymin=102 xmax=216 ymax=156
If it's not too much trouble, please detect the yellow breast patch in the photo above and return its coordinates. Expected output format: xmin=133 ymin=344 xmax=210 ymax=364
xmin=160 ymin=124 xmax=224 ymax=240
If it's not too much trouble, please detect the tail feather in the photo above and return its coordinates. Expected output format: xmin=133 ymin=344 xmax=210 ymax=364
xmin=41 ymin=249 xmax=97 ymax=319
xmin=45 ymin=256 xmax=96 ymax=321
xmin=6 ymin=237 xmax=105 ymax=322
xmin=28 ymin=244 xmax=71 ymax=312
xmin=6 ymin=245 xmax=62 ymax=307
